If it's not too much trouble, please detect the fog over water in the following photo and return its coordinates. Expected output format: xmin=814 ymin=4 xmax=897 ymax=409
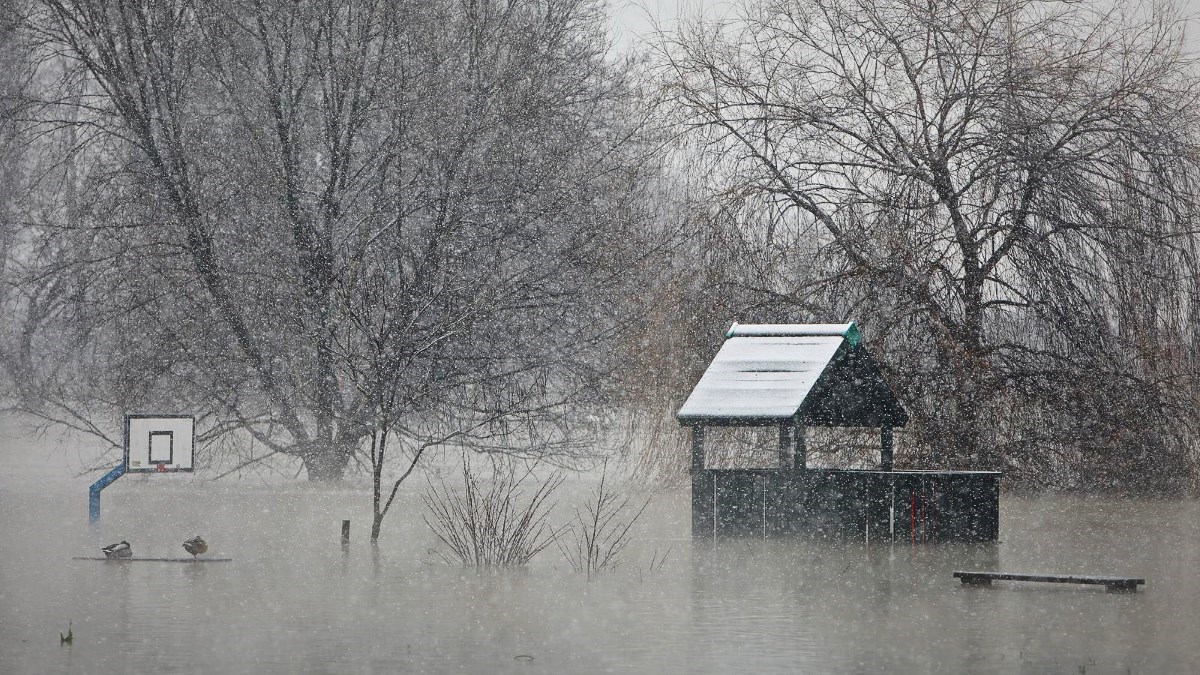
xmin=2 ymin=428 xmax=1198 ymax=673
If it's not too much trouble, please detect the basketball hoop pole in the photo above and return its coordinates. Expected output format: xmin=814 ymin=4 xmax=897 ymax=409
xmin=88 ymin=463 xmax=127 ymax=524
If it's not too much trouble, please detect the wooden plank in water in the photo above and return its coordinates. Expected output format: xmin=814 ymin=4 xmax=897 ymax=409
xmin=73 ymin=557 xmax=233 ymax=563
xmin=954 ymin=570 xmax=1143 ymax=592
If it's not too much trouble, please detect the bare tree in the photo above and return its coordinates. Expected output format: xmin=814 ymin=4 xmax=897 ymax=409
xmin=659 ymin=0 xmax=1200 ymax=488
xmin=0 ymin=0 xmax=34 ymax=402
xmin=10 ymin=0 xmax=664 ymax=482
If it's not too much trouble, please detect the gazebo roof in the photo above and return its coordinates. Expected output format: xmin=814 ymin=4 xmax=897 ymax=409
xmin=676 ymin=322 xmax=908 ymax=428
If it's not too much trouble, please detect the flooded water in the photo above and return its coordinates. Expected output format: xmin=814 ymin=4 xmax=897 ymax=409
xmin=1 ymin=440 xmax=1198 ymax=673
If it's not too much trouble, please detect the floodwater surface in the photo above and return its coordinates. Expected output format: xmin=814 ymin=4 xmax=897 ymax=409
xmin=1 ymin=442 xmax=1198 ymax=673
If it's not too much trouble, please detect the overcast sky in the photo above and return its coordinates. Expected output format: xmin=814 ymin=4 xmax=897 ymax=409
xmin=610 ymin=0 xmax=703 ymax=51
xmin=612 ymin=0 xmax=1200 ymax=56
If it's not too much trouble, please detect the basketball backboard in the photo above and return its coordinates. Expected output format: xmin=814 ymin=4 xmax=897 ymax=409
xmin=124 ymin=414 xmax=195 ymax=472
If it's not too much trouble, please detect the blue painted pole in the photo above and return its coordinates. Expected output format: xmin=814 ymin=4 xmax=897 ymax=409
xmin=89 ymin=464 xmax=127 ymax=524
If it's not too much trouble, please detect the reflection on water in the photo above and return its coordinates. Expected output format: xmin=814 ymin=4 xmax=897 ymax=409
xmin=1 ymin=459 xmax=1197 ymax=673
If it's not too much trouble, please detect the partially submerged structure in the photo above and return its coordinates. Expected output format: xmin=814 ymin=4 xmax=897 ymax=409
xmin=678 ymin=323 xmax=999 ymax=542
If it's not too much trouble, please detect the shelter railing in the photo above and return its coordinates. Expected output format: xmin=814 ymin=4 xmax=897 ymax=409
xmin=691 ymin=468 xmax=1000 ymax=542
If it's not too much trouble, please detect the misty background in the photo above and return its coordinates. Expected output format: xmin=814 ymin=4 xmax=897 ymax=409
xmin=5 ymin=0 xmax=1200 ymax=493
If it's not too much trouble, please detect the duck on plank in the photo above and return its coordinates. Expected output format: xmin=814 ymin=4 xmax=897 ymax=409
xmin=183 ymin=536 xmax=207 ymax=559
xmin=101 ymin=541 xmax=132 ymax=559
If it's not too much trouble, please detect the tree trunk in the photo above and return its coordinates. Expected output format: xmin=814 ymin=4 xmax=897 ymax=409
xmin=371 ymin=511 xmax=383 ymax=542
xmin=961 ymin=276 xmax=996 ymax=471
xmin=303 ymin=446 xmax=351 ymax=481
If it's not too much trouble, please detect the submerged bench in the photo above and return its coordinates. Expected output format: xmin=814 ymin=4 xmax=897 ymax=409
xmin=73 ymin=557 xmax=233 ymax=563
xmin=954 ymin=571 xmax=1144 ymax=593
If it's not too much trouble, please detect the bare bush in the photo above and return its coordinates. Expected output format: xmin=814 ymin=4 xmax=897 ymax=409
xmin=557 ymin=466 xmax=649 ymax=579
xmin=422 ymin=458 xmax=563 ymax=567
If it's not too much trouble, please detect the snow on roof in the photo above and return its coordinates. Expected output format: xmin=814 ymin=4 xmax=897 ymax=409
xmin=676 ymin=333 xmax=845 ymax=422
xmin=725 ymin=322 xmax=860 ymax=345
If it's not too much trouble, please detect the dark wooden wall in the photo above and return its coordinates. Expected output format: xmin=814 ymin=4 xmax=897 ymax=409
xmin=692 ymin=469 xmax=1000 ymax=542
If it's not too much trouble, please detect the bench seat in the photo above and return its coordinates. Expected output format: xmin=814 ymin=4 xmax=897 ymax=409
xmin=953 ymin=570 xmax=1144 ymax=592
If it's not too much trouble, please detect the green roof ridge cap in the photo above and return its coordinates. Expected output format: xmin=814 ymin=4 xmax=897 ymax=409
xmin=844 ymin=322 xmax=861 ymax=346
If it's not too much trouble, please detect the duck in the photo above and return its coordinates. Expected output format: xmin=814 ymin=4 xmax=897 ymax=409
xmin=182 ymin=536 xmax=208 ymax=559
xmin=101 ymin=541 xmax=132 ymax=559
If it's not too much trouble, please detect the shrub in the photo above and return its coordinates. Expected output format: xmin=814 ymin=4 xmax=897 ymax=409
xmin=423 ymin=458 xmax=562 ymax=567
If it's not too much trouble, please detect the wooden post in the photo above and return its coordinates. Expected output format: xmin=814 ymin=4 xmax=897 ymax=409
xmin=690 ymin=425 xmax=713 ymax=538
xmin=881 ymin=427 xmax=894 ymax=471
xmin=794 ymin=424 xmax=806 ymax=470
xmin=690 ymin=425 xmax=706 ymax=472
xmin=341 ymin=520 xmax=350 ymax=551
xmin=778 ymin=421 xmax=792 ymax=470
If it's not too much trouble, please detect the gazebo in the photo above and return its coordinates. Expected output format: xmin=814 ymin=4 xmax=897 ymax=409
xmin=678 ymin=322 xmax=999 ymax=542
